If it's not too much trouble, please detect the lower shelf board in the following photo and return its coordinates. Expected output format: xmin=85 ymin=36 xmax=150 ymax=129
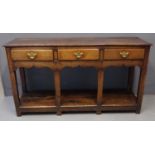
xmin=101 ymin=92 xmax=137 ymax=111
xmin=19 ymin=92 xmax=57 ymax=112
xmin=61 ymin=90 xmax=96 ymax=108
xmin=18 ymin=90 xmax=137 ymax=113
xmin=103 ymin=93 xmax=137 ymax=106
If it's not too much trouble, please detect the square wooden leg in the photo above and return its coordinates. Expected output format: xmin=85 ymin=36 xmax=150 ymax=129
xmin=97 ymin=69 xmax=104 ymax=114
xmin=136 ymin=47 xmax=150 ymax=113
xmin=54 ymin=70 xmax=62 ymax=115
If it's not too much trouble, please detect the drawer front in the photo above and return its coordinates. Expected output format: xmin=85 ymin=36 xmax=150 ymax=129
xmin=104 ymin=48 xmax=145 ymax=60
xmin=11 ymin=47 xmax=53 ymax=61
xmin=58 ymin=48 xmax=99 ymax=60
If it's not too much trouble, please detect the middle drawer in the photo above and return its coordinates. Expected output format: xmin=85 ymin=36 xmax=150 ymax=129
xmin=58 ymin=48 xmax=99 ymax=61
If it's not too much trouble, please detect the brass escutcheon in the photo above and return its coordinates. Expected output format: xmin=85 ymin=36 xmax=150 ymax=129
xmin=120 ymin=51 xmax=129 ymax=58
xmin=74 ymin=52 xmax=84 ymax=59
xmin=27 ymin=51 xmax=38 ymax=60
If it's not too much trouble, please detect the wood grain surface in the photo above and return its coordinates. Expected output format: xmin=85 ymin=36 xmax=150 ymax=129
xmin=4 ymin=37 xmax=151 ymax=116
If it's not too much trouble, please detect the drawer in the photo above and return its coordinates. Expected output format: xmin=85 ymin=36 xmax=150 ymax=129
xmin=104 ymin=48 xmax=145 ymax=60
xmin=58 ymin=48 xmax=99 ymax=60
xmin=11 ymin=47 xmax=53 ymax=61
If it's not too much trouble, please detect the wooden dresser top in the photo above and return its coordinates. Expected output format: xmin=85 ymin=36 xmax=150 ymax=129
xmin=4 ymin=37 xmax=151 ymax=47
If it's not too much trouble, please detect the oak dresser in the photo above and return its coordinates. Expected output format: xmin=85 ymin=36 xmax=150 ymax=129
xmin=4 ymin=37 xmax=151 ymax=116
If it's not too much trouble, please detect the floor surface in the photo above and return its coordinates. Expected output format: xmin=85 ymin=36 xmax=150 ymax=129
xmin=0 ymin=95 xmax=155 ymax=121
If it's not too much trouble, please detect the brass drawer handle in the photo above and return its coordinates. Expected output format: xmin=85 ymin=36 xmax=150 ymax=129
xmin=120 ymin=51 xmax=129 ymax=59
xmin=74 ymin=52 xmax=84 ymax=59
xmin=27 ymin=52 xmax=38 ymax=60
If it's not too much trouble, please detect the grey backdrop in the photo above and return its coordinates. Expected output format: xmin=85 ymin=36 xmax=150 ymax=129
xmin=0 ymin=33 xmax=154 ymax=96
